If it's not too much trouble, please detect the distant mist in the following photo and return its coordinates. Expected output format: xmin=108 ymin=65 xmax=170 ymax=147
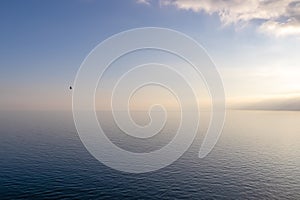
xmin=231 ymin=95 xmax=300 ymax=111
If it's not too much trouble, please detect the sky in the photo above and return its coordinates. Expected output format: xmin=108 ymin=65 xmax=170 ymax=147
xmin=0 ymin=0 xmax=299 ymax=110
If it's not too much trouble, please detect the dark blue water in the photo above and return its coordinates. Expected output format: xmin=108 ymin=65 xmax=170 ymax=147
xmin=1 ymin=111 xmax=299 ymax=199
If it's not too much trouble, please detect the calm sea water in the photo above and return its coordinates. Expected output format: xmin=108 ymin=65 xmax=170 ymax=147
xmin=0 ymin=110 xmax=299 ymax=199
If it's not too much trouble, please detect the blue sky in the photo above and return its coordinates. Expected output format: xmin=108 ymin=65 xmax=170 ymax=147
xmin=1 ymin=0 xmax=299 ymax=110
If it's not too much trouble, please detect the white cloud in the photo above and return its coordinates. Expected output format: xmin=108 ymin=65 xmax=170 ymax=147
xmin=259 ymin=18 xmax=300 ymax=37
xmin=136 ymin=0 xmax=151 ymax=6
xmin=141 ymin=0 xmax=300 ymax=37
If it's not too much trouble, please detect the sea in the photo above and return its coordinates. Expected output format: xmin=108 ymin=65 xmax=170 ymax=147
xmin=1 ymin=110 xmax=299 ymax=199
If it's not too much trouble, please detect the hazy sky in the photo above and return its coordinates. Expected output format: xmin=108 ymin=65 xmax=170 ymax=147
xmin=1 ymin=0 xmax=299 ymax=110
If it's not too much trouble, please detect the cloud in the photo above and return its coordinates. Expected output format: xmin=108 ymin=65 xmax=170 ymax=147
xmin=141 ymin=0 xmax=300 ymax=37
xmin=258 ymin=18 xmax=300 ymax=37
xmin=136 ymin=0 xmax=151 ymax=5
